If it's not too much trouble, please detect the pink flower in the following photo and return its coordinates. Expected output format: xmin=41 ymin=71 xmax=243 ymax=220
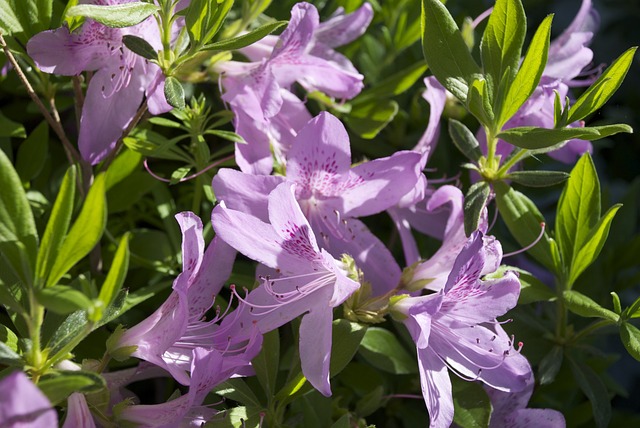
xmin=0 ymin=371 xmax=57 ymax=427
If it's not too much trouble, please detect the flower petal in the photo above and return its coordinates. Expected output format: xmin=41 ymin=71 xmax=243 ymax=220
xmin=62 ymin=393 xmax=96 ymax=428
xmin=417 ymin=347 xmax=454 ymax=428
xmin=0 ymin=371 xmax=57 ymax=427
xmin=299 ymin=290 xmax=334 ymax=397
xmin=212 ymin=168 xmax=283 ymax=221
xmin=313 ymin=3 xmax=373 ymax=49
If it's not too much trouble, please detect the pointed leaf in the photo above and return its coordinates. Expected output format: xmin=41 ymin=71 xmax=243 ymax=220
xmin=421 ymin=0 xmax=482 ymax=102
xmin=345 ymin=99 xmax=399 ymax=139
xmin=252 ymin=329 xmax=279 ymax=397
xmin=481 ymin=0 xmax=526 ymax=94
xmin=96 ymin=232 xmax=130 ymax=319
xmin=507 ymin=170 xmax=569 ymax=187
xmin=35 ymin=284 xmax=93 ymax=315
xmin=16 ymin=121 xmax=49 ymax=182
xmin=36 ymin=165 xmax=77 ymax=287
xmin=66 ymin=3 xmax=158 ymax=28
xmin=562 ymin=290 xmax=618 ymax=321
xmin=498 ymin=126 xmax=599 ymax=150
xmin=354 ymin=62 xmax=429 ymax=105
xmin=449 ymin=119 xmax=483 ymax=161
xmin=566 ymin=47 xmax=637 ymax=125
xmin=213 ymin=379 xmax=262 ymax=408
xmin=466 ymin=78 xmax=494 ymax=126
xmin=164 ymin=76 xmax=185 ymax=109
xmin=122 ymin=34 xmax=157 ymax=60
xmin=538 ymin=345 xmax=563 ymax=385
xmin=498 ymin=15 xmax=553 ymax=127
xmin=570 ymin=204 xmax=621 ymax=285
xmin=620 ymin=322 xmax=640 ymax=362
xmin=464 ymin=181 xmax=490 ymax=236
xmin=47 ymin=173 xmax=107 ymax=288
xmin=202 ymin=20 xmax=287 ymax=51
xmin=0 ymin=147 xmax=38 ymax=285
xmin=38 ymin=370 xmax=106 ymax=405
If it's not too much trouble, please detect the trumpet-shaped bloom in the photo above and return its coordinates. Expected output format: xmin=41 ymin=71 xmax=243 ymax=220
xmin=212 ymin=182 xmax=360 ymax=396
xmin=391 ymin=233 xmax=530 ymax=428
xmin=112 ymin=212 xmax=260 ymax=386
xmin=217 ymin=2 xmax=373 ymax=174
xmin=27 ymin=0 xmax=174 ymax=164
xmin=213 ymin=112 xmax=424 ymax=295
xmin=0 ymin=371 xmax=57 ymax=427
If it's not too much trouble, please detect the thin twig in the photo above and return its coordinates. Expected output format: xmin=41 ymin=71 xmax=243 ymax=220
xmin=0 ymin=33 xmax=81 ymax=164
xmin=72 ymin=75 xmax=84 ymax=132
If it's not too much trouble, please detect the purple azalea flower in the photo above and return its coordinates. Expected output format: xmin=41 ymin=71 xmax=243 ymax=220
xmin=390 ymin=232 xmax=531 ymax=428
xmin=62 ymin=393 xmax=96 ymax=428
xmin=116 ymin=347 xmax=228 ymax=427
xmin=217 ymin=2 xmax=373 ymax=174
xmin=27 ymin=0 xmax=174 ymax=164
xmin=112 ymin=212 xmax=261 ymax=385
xmin=485 ymin=374 xmax=566 ymax=428
xmin=213 ymin=112 xmax=424 ymax=295
xmin=211 ymin=181 xmax=360 ymax=396
xmin=0 ymin=371 xmax=58 ymax=427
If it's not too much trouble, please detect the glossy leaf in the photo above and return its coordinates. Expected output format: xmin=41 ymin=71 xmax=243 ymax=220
xmin=507 ymin=170 xmax=569 ymax=187
xmin=35 ymin=284 xmax=93 ymax=315
xmin=96 ymin=232 xmax=130 ymax=320
xmin=0 ymin=147 xmax=38 ymax=285
xmin=498 ymin=15 xmax=552 ymax=128
xmin=122 ymin=35 xmax=156 ymax=60
xmin=562 ymin=290 xmax=618 ymax=321
xmin=452 ymin=378 xmax=491 ymax=428
xmin=47 ymin=173 xmax=107 ymax=288
xmin=463 ymin=181 xmax=490 ymax=236
xmin=566 ymin=47 xmax=637 ymax=125
xmin=345 ymin=99 xmax=399 ymax=139
xmin=164 ymin=76 xmax=186 ymax=110
xmin=620 ymin=322 xmax=640 ymax=362
xmin=481 ymin=0 xmax=525 ymax=94
xmin=421 ymin=0 xmax=482 ymax=102
xmin=186 ymin=0 xmax=234 ymax=45
xmin=202 ymin=20 xmax=287 ymax=51
xmin=213 ymin=379 xmax=262 ymax=408
xmin=498 ymin=126 xmax=599 ymax=150
xmin=66 ymin=2 xmax=158 ymax=28
xmin=466 ymin=78 xmax=494 ymax=126
xmin=36 ymin=165 xmax=76 ymax=287
xmin=448 ymin=119 xmax=483 ymax=161
xmin=358 ymin=327 xmax=417 ymax=374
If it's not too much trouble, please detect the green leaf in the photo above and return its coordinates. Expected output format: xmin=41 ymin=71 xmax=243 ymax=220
xmin=507 ymin=170 xmax=570 ymax=187
xmin=498 ymin=15 xmax=552 ymax=128
xmin=0 ymin=147 xmax=38 ymax=285
xmin=463 ymin=181 xmax=490 ymax=236
xmin=562 ymin=290 xmax=618 ymax=321
xmin=35 ymin=165 xmax=76 ymax=287
xmin=330 ymin=414 xmax=351 ymax=428
xmin=358 ymin=327 xmax=417 ymax=374
xmin=466 ymin=78 xmax=494 ymax=126
xmin=330 ymin=319 xmax=367 ymax=376
xmin=480 ymin=0 xmax=526 ymax=95
xmin=96 ymin=233 xmax=130 ymax=319
xmin=420 ymin=0 xmax=482 ymax=102
xmin=0 ymin=112 xmax=26 ymax=138
xmin=252 ymin=329 xmax=279 ymax=397
xmin=569 ymin=204 xmax=621 ymax=285
xmin=538 ymin=345 xmax=563 ymax=385
xmin=186 ymin=0 xmax=234 ymax=45
xmin=568 ymin=358 xmax=611 ymax=428
xmin=35 ymin=284 xmax=93 ymax=315
xmin=66 ymin=2 xmax=158 ymax=28
xmin=448 ymin=119 xmax=483 ymax=161
xmin=16 ymin=121 xmax=49 ymax=182
xmin=500 ymin=266 xmax=555 ymax=304
xmin=355 ymin=385 xmax=384 ymax=418
xmin=164 ymin=76 xmax=185 ymax=109
xmin=212 ymin=379 xmax=262 ymax=408
xmin=122 ymin=35 xmax=157 ymax=60
xmin=47 ymin=173 xmax=107 ymax=288
xmin=353 ymin=62 xmax=429 ymax=105
xmin=498 ymin=126 xmax=599 ymax=150
xmin=494 ymin=181 xmax=557 ymax=271
xmin=38 ymin=370 xmax=106 ymax=405
xmin=587 ymin=123 xmax=634 ymax=139
xmin=620 ymin=322 xmax=640 ymax=362
xmin=0 ymin=0 xmax=51 ymax=40
xmin=344 ymin=99 xmax=399 ymax=139
xmin=202 ymin=20 xmax=287 ymax=51
xmin=0 ymin=324 xmax=22 ymax=366
xmin=105 ymin=149 xmax=142 ymax=191
xmin=566 ymin=47 xmax=637 ymax=125
xmin=452 ymin=378 xmax=491 ymax=428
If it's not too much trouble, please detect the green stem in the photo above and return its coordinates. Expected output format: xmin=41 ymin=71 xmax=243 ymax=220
xmin=497 ymin=149 xmax=529 ymax=177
